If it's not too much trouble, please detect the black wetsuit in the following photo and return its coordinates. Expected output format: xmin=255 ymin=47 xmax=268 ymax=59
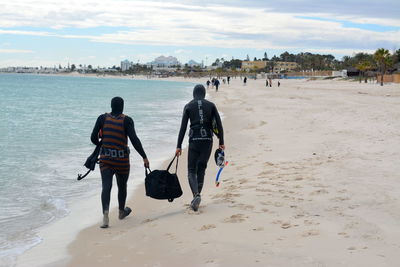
xmin=177 ymin=85 xmax=224 ymax=196
xmin=91 ymin=112 xmax=147 ymax=213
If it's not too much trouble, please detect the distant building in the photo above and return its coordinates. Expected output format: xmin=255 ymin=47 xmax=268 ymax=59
xmin=241 ymin=60 xmax=299 ymax=72
xmin=121 ymin=60 xmax=133 ymax=71
xmin=241 ymin=61 xmax=266 ymax=71
xmin=187 ymin=60 xmax=202 ymax=67
xmin=149 ymin=56 xmax=180 ymax=68
xmin=273 ymin=61 xmax=299 ymax=72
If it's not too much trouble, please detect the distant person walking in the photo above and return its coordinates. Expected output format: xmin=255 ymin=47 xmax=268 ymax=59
xmin=243 ymin=77 xmax=247 ymax=85
xmin=278 ymin=81 xmax=281 ymax=87
xmin=206 ymin=80 xmax=211 ymax=89
xmin=175 ymin=85 xmax=224 ymax=211
xmin=215 ymin=79 xmax=220 ymax=92
xmin=227 ymin=76 xmax=230 ymax=84
xmin=266 ymin=80 xmax=268 ymax=87
xmin=91 ymin=97 xmax=150 ymax=228
xmin=269 ymin=78 xmax=272 ymax=87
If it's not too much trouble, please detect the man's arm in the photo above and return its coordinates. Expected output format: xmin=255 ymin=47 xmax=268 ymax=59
xmin=125 ymin=117 xmax=147 ymax=160
xmin=212 ymin=104 xmax=224 ymax=147
xmin=91 ymin=115 xmax=105 ymax=146
xmin=176 ymin=106 xmax=189 ymax=149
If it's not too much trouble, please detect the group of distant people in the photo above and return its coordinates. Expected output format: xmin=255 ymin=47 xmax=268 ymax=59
xmin=206 ymin=75 xmax=281 ymax=88
xmin=206 ymin=76 xmax=231 ymax=92
xmin=265 ymin=78 xmax=280 ymax=87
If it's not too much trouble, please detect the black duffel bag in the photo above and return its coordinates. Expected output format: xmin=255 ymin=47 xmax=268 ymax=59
xmin=145 ymin=155 xmax=183 ymax=202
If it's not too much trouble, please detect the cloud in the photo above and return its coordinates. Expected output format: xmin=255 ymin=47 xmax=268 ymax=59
xmin=0 ymin=0 xmax=399 ymax=56
xmin=174 ymin=49 xmax=192 ymax=54
xmin=0 ymin=48 xmax=34 ymax=53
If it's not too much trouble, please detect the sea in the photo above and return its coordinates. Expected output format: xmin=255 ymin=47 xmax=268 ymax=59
xmin=0 ymin=73 xmax=194 ymax=266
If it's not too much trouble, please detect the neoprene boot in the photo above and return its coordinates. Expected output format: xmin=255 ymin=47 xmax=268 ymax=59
xmin=100 ymin=210 xmax=109 ymax=228
xmin=119 ymin=207 xmax=132 ymax=220
xmin=191 ymin=193 xmax=201 ymax=212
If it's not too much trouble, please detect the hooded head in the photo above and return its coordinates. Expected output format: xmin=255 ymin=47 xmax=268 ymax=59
xmin=193 ymin=84 xmax=206 ymax=99
xmin=111 ymin=96 xmax=124 ymax=114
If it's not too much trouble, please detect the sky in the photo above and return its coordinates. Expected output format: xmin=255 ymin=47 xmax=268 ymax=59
xmin=0 ymin=0 xmax=399 ymax=68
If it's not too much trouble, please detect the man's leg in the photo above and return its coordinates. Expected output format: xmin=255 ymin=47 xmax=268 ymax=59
xmin=197 ymin=142 xmax=213 ymax=194
xmin=187 ymin=143 xmax=200 ymax=197
xmin=116 ymin=172 xmax=132 ymax=220
xmin=188 ymin=143 xmax=203 ymax=211
xmin=100 ymin=167 xmax=114 ymax=228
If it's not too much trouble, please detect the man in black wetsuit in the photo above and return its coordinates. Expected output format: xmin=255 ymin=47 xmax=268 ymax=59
xmin=91 ymin=97 xmax=149 ymax=228
xmin=175 ymin=85 xmax=224 ymax=211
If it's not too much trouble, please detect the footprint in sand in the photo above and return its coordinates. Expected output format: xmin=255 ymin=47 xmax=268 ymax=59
xmin=252 ymin=227 xmax=264 ymax=231
xmin=212 ymin=192 xmax=241 ymax=200
xmin=199 ymin=224 xmax=216 ymax=231
xmin=301 ymin=229 xmax=320 ymax=237
xmin=225 ymin=185 xmax=239 ymax=191
xmin=238 ymin=178 xmax=249 ymax=184
xmin=259 ymin=121 xmax=267 ymax=126
xmin=331 ymin=196 xmax=351 ymax=202
xmin=281 ymin=222 xmax=292 ymax=229
xmin=304 ymin=220 xmax=320 ymax=226
xmin=264 ymin=162 xmax=275 ymax=166
xmin=141 ymin=218 xmax=156 ymax=224
xmin=310 ymin=189 xmax=329 ymax=195
xmin=338 ymin=232 xmax=350 ymax=238
xmin=223 ymin=214 xmax=248 ymax=223
xmin=256 ymin=188 xmax=272 ymax=192
xmin=230 ymin=203 xmax=255 ymax=211
xmin=165 ymin=233 xmax=175 ymax=240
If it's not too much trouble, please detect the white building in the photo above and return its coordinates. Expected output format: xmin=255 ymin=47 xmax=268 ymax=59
xmin=149 ymin=56 xmax=180 ymax=68
xmin=187 ymin=60 xmax=202 ymax=67
xmin=121 ymin=60 xmax=133 ymax=71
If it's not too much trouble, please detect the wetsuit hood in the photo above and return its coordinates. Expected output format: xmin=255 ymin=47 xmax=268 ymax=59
xmin=111 ymin=96 xmax=124 ymax=115
xmin=193 ymin=84 xmax=206 ymax=99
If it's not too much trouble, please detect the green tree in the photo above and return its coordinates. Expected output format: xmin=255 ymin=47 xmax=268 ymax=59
xmin=263 ymin=52 xmax=268 ymax=61
xmin=267 ymin=61 xmax=275 ymax=72
xmin=393 ymin=49 xmax=400 ymax=64
xmin=70 ymin=64 xmax=76 ymax=72
xmin=374 ymin=48 xmax=393 ymax=86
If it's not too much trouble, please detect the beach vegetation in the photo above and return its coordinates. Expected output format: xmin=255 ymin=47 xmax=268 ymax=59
xmin=374 ymin=48 xmax=393 ymax=86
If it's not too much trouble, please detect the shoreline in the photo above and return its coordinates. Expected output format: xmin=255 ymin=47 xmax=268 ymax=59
xmin=18 ymin=78 xmax=400 ymax=266
xmin=14 ymin=77 xmax=205 ymax=267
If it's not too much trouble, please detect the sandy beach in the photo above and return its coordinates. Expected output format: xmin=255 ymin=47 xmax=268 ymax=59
xmin=18 ymin=77 xmax=400 ymax=267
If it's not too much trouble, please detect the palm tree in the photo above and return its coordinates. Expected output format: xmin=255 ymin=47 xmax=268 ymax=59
xmin=374 ymin=48 xmax=393 ymax=86
xmin=356 ymin=61 xmax=373 ymax=83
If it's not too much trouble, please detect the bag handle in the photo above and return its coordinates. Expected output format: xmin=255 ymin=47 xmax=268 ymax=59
xmin=166 ymin=155 xmax=179 ymax=174
xmin=145 ymin=167 xmax=151 ymax=176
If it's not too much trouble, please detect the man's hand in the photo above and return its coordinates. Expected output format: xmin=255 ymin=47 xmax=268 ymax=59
xmin=143 ymin=158 xmax=150 ymax=168
xmin=175 ymin=148 xmax=182 ymax=157
xmin=219 ymin=145 xmax=225 ymax=150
